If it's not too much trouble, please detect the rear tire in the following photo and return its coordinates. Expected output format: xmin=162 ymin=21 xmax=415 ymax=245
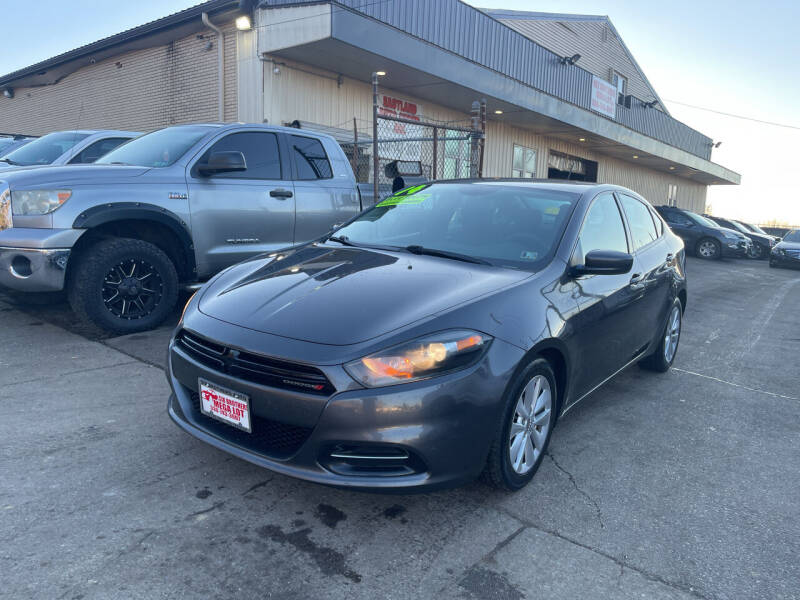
xmin=695 ymin=238 xmax=721 ymax=260
xmin=639 ymin=298 xmax=683 ymax=372
xmin=751 ymin=244 xmax=766 ymax=260
xmin=68 ymin=238 xmax=179 ymax=335
xmin=483 ymin=358 xmax=557 ymax=491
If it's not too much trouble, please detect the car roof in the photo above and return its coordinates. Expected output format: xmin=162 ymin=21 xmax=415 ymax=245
xmin=427 ymin=178 xmax=631 ymax=195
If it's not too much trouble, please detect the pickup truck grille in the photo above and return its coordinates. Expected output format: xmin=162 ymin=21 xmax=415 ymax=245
xmin=0 ymin=187 xmax=11 ymax=232
xmin=177 ymin=330 xmax=335 ymax=396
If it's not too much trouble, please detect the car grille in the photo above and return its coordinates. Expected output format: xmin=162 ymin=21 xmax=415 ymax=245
xmin=176 ymin=330 xmax=335 ymax=396
xmin=189 ymin=392 xmax=312 ymax=459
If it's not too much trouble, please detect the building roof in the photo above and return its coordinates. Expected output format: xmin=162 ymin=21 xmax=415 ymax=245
xmin=0 ymin=0 xmax=253 ymax=89
xmin=482 ymin=9 xmax=669 ymax=117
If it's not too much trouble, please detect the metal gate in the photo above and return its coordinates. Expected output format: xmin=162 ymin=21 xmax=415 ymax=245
xmin=369 ymin=75 xmax=486 ymax=201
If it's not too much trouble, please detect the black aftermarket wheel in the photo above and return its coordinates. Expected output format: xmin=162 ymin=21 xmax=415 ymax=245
xmin=68 ymin=238 xmax=178 ymax=335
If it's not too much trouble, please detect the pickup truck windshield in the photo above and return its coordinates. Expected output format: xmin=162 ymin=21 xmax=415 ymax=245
xmin=3 ymin=131 xmax=89 ymax=166
xmin=330 ymin=183 xmax=578 ymax=271
xmin=96 ymin=125 xmax=213 ymax=167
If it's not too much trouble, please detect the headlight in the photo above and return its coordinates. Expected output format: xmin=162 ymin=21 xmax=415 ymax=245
xmin=344 ymin=330 xmax=492 ymax=387
xmin=11 ymin=189 xmax=72 ymax=215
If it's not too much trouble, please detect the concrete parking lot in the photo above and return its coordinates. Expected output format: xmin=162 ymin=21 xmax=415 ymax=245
xmin=1 ymin=257 xmax=798 ymax=600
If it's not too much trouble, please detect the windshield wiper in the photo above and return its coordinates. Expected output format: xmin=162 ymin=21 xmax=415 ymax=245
xmin=404 ymin=245 xmax=492 ymax=265
xmin=0 ymin=158 xmax=18 ymax=165
xmin=327 ymin=235 xmax=357 ymax=246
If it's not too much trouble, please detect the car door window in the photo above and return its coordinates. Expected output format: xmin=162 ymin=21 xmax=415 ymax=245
xmin=574 ymin=192 xmax=629 ymax=261
xmin=290 ymin=135 xmax=332 ymax=180
xmin=68 ymin=137 xmax=130 ymax=164
xmin=620 ymin=195 xmax=658 ymax=250
xmin=648 ymin=206 xmax=664 ymax=236
xmin=663 ymin=210 xmax=691 ymax=227
xmin=198 ymin=132 xmax=281 ymax=179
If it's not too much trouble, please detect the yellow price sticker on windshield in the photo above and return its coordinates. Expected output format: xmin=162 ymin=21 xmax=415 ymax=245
xmin=377 ymin=193 xmax=430 ymax=207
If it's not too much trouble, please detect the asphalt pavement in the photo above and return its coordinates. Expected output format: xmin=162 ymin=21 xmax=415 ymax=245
xmin=1 ymin=256 xmax=798 ymax=600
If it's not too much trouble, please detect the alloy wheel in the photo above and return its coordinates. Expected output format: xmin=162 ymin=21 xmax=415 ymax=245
xmin=698 ymin=240 xmax=717 ymax=258
xmin=508 ymin=374 xmax=552 ymax=475
xmin=102 ymin=258 xmax=164 ymax=320
xmin=664 ymin=305 xmax=681 ymax=363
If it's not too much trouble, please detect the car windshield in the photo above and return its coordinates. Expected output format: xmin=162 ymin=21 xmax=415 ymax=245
xmin=729 ymin=220 xmax=751 ymax=234
xmin=2 ymin=131 xmax=89 ymax=166
xmin=96 ymin=125 xmax=213 ymax=167
xmin=784 ymin=230 xmax=800 ymax=242
xmin=329 ymin=183 xmax=579 ymax=270
xmin=0 ymin=138 xmax=15 ymax=154
xmin=745 ymin=222 xmax=769 ymax=235
xmin=685 ymin=211 xmax=719 ymax=228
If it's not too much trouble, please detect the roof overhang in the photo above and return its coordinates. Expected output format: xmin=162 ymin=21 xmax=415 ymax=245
xmin=0 ymin=0 xmax=248 ymax=89
xmin=258 ymin=3 xmax=739 ymax=186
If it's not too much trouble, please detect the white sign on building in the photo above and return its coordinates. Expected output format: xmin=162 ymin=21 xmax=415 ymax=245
xmin=590 ymin=76 xmax=617 ymax=119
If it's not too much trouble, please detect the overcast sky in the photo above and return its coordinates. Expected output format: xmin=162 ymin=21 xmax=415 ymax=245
xmin=2 ymin=0 xmax=798 ymax=225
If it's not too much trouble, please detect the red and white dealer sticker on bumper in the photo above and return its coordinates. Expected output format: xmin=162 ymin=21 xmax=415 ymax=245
xmin=198 ymin=378 xmax=251 ymax=433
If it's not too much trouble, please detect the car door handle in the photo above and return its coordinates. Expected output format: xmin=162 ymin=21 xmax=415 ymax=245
xmin=629 ymin=273 xmax=646 ymax=291
xmin=270 ymin=189 xmax=293 ymax=199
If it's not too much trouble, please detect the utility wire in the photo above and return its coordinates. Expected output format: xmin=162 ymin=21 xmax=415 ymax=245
xmin=665 ymin=99 xmax=800 ymax=131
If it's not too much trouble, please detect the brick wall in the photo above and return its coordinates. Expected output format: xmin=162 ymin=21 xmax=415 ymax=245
xmin=0 ymin=21 xmax=238 ymax=135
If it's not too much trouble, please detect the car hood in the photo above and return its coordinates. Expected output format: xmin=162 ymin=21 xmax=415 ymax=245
xmin=718 ymin=226 xmax=748 ymax=241
xmin=775 ymin=240 xmax=800 ymax=251
xmin=0 ymin=164 xmax=151 ymax=186
xmin=198 ymin=244 xmax=531 ymax=346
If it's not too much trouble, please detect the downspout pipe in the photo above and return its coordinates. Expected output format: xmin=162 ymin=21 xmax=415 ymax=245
xmin=202 ymin=12 xmax=224 ymax=122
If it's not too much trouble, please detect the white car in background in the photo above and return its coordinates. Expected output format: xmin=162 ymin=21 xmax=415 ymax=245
xmin=0 ymin=129 xmax=139 ymax=171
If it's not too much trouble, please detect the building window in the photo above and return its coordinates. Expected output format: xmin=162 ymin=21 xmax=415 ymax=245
xmin=668 ymin=184 xmax=678 ymax=206
xmin=612 ymin=71 xmax=627 ymax=105
xmin=512 ymin=144 xmax=536 ymax=178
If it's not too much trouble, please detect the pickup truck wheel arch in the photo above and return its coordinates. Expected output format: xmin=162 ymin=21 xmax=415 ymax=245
xmin=72 ymin=203 xmax=196 ymax=280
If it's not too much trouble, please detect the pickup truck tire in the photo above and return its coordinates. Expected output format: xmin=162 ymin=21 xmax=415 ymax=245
xmin=68 ymin=238 xmax=179 ymax=335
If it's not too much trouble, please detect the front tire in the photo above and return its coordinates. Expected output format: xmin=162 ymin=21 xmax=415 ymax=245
xmin=483 ymin=358 xmax=557 ymax=491
xmin=695 ymin=238 xmax=721 ymax=260
xmin=639 ymin=299 xmax=683 ymax=372
xmin=68 ymin=238 xmax=179 ymax=335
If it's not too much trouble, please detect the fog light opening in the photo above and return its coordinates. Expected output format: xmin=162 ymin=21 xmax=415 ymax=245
xmin=10 ymin=255 xmax=32 ymax=278
xmin=321 ymin=444 xmax=426 ymax=477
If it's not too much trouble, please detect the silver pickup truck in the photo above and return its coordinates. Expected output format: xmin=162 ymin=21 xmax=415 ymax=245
xmin=0 ymin=123 xmax=365 ymax=333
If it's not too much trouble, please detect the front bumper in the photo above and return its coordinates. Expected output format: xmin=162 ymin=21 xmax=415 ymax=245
xmin=0 ymin=246 xmax=70 ymax=292
xmin=721 ymin=239 xmax=751 ymax=257
xmin=770 ymin=251 xmax=800 ymax=268
xmin=167 ymin=323 xmax=524 ymax=491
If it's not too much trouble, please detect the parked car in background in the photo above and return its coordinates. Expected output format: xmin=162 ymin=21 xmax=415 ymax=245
xmin=655 ymin=206 xmax=751 ymax=260
xmin=770 ymin=229 xmax=800 ymax=269
xmin=0 ymin=123 xmax=367 ymax=333
xmin=704 ymin=215 xmax=779 ymax=260
xmin=0 ymin=129 xmax=139 ymax=172
xmin=168 ymin=181 xmax=687 ymax=491
xmin=0 ymin=135 xmax=36 ymax=157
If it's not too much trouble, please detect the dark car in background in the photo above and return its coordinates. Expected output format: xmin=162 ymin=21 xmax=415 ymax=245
xmin=770 ymin=229 xmax=800 ymax=269
xmin=705 ymin=215 xmax=778 ymax=259
xmin=168 ymin=181 xmax=687 ymax=492
xmin=656 ymin=205 xmax=751 ymax=260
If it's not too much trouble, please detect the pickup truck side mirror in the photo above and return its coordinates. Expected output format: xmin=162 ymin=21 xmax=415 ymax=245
xmin=572 ymin=250 xmax=633 ymax=276
xmin=197 ymin=151 xmax=247 ymax=176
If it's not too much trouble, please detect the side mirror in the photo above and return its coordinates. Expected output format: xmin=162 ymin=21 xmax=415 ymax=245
xmin=573 ymin=250 xmax=633 ymax=276
xmin=197 ymin=151 xmax=247 ymax=176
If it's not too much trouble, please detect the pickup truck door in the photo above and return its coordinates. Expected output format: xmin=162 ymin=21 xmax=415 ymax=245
xmin=186 ymin=130 xmax=295 ymax=278
xmin=287 ymin=134 xmax=361 ymax=243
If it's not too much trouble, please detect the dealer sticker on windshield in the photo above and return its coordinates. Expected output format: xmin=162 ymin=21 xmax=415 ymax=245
xmin=199 ymin=378 xmax=251 ymax=433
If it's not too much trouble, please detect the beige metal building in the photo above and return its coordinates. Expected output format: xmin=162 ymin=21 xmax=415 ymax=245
xmin=0 ymin=0 xmax=739 ymax=211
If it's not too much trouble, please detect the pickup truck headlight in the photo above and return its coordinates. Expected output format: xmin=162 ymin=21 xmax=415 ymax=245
xmin=344 ymin=330 xmax=492 ymax=387
xmin=11 ymin=189 xmax=72 ymax=215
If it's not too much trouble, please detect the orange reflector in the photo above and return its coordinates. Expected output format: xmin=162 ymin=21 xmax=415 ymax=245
xmin=56 ymin=191 xmax=72 ymax=203
xmin=362 ymin=357 xmax=413 ymax=379
xmin=456 ymin=335 xmax=482 ymax=351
